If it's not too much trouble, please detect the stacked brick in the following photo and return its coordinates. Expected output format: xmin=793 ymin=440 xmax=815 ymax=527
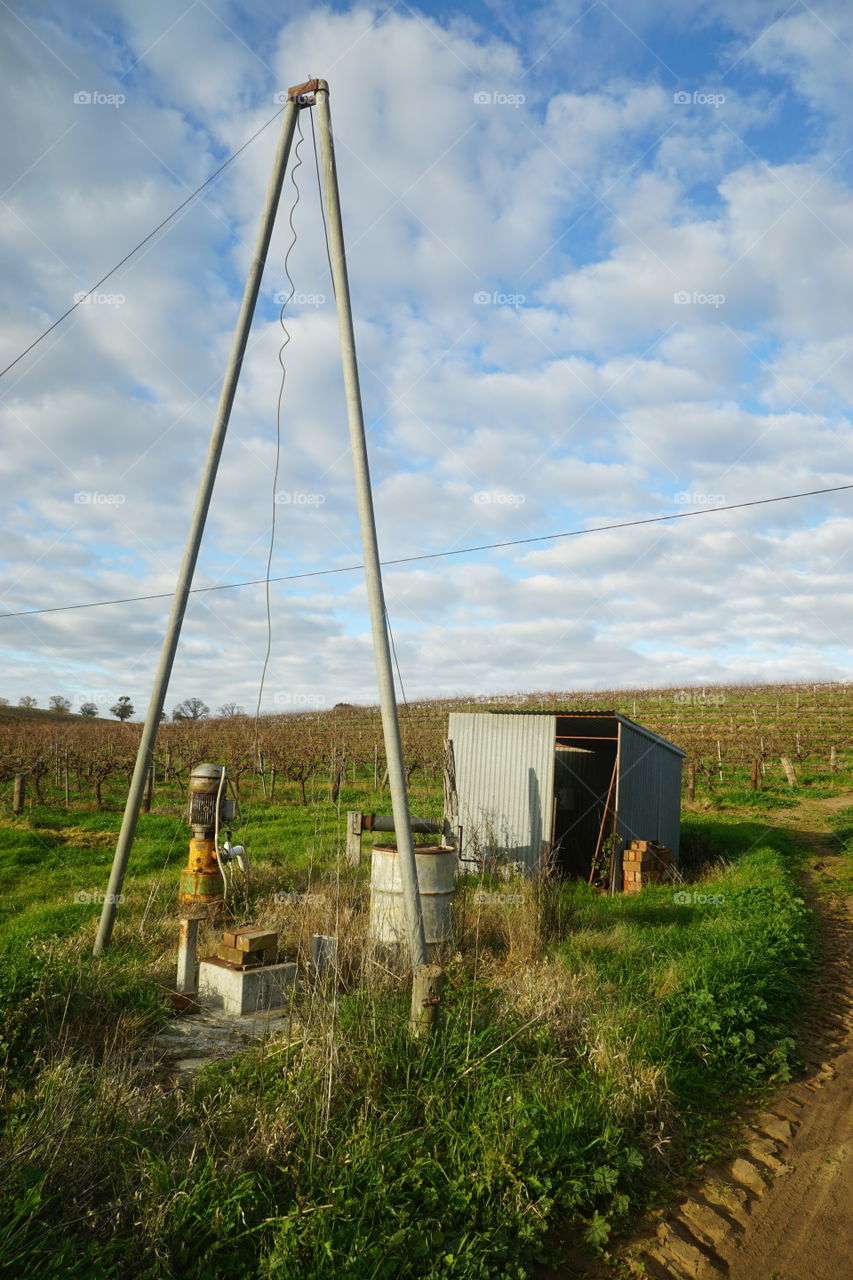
xmin=622 ymin=840 xmax=674 ymax=894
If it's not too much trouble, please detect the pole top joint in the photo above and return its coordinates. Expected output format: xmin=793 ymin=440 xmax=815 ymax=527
xmin=287 ymin=78 xmax=327 ymax=106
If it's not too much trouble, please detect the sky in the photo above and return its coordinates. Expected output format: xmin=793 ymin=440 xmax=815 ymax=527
xmin=1 ymin=0 xmax=852 ymax=718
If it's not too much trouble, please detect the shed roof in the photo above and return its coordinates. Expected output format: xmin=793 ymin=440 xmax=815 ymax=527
xmin=471 ymin=708 xmax=687 ymax=757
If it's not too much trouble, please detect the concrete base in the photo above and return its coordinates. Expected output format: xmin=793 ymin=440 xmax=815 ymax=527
xmin=197 ymin=956 xmax=298 ymax=1015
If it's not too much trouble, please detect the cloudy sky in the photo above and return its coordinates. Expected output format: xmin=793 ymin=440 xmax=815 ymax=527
xmin=1 ymin=0 xmax=852 ymax=717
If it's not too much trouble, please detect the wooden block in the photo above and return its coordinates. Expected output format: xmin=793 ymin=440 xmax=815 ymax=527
xmin=234 ymin=928 xmax=277 ymax=952
xmin=216 ymin=943 xmax=280 ymax=968
xmin=217 ymin=943 xmax=248 ymax=965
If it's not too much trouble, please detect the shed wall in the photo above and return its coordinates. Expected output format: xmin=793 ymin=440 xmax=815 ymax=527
xmin=615 ymin=721 xmax=683 ymax=857
xmin=447 ymin=712 xmax=556 ymax=871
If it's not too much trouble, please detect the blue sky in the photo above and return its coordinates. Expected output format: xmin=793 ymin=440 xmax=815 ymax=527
xmin=0 ymin=0 xmax=851 ymax=715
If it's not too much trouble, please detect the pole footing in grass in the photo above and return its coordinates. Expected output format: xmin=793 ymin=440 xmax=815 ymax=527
xmin=409 ymin=964 xmax=445 ymax=1037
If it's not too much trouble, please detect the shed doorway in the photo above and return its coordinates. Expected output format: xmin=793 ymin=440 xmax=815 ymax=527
xmin=551 ymin=738 xmax=618 ymax=880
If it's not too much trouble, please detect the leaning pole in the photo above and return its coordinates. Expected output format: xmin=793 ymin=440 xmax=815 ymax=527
xmin=93 ymin=86 xmax=305 ymax=954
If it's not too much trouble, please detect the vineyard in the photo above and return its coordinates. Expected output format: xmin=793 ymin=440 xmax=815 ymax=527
xmin=1 ymin=681 xmax=849 ymax=813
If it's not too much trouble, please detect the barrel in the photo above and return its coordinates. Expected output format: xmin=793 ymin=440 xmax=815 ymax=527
xmin=369 ymin=844 xmax=456 ymax=952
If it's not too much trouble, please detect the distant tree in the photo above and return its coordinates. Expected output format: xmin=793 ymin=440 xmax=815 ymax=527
xmin=173 ymin=697 xmax=210 ymax=721
xmin=18 ymin=696 xmax=37 ymax=708
xmin=0 ymin=697 xmax=8 ymax=706
xmin=110 ymin=696 xmax=135 ymax=722
xmin=217 ymin=702 xmax=245 ymax=718
xmin=79 ymin=702 xmax=99 ymax=717
xmin=49 ymin=695 xmax=72 ymax=713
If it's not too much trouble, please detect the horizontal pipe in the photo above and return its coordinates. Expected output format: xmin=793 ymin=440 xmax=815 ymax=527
xmin=362 ymin=814 xmax=442 ymax=834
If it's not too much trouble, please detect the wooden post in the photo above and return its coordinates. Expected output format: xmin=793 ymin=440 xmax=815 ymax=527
xmin=176 ymin=917 xmax=200 ymax=994
xmin=780 ymin=756 xmax=797 ymax=787
xmin=686 ymin=762 xmax=695 ymax=803
xmin=13 ymin=772 xmax=26 ymax=815
xmin=716 ymin=739 xmax=723 ymax=782
xmin=346 ymin=810 xmax=363 ymax=866
xmin=142 ymin=760 xmax=154 ymax=813
xmin=749 ymin=757 xmax=759 ymax=791
xmin=830 ymin=745 xmax=837 ymax=773
xmin=409 ymin=963 xmax=444 ymax=1037
xmin=269 ymin=766 xmax=276 ymax=803
xmin=64 ymin=749 xmax=70 ymax=807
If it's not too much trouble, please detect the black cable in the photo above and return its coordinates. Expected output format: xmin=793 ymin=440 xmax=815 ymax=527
xmin=0 ymin=108 xmax=287 ymax=381
xmin=0 ymin=482 xmax=849 ymax=621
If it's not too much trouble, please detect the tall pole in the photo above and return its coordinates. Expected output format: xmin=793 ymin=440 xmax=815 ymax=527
xmin=315 ymin=82 xmax=428 ymax=969
xmin=93 ymin=86 xmax=308 ymax=955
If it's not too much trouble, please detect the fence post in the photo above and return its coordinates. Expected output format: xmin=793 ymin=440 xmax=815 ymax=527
xmin=13 ymin=773 xmax=26 ymax=815
xmin=346 ymin=810 xmax=363 ymax=866
xmin=142 ymin=760 xmax=154 ymax=813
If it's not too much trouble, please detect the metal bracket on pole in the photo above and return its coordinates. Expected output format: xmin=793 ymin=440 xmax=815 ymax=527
xmin=314 ymin=81 xmax=428 ymax=971
xmin=93 ymin=95 xmax=301 ymax=955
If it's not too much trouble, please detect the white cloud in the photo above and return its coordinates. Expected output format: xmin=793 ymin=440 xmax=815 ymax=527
xmin=1 ymin=0 xmax=852 ymax=715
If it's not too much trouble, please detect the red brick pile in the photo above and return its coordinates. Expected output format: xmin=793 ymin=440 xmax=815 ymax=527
xmin=622 ymin=840 xmax=674 ymax=894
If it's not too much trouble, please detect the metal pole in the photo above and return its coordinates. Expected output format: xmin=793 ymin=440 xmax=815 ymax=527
xmin=315 ymin=82 xmax=428 ymax=969
xmin=93 ymin=90 xmax=305 ymax=956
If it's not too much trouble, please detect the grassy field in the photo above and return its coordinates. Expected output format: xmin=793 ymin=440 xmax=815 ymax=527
xmin=0 ymin=750 xmax=845 ymax=1278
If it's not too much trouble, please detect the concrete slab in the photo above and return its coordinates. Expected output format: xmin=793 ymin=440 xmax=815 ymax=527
xmin=197 ymin=956 xmax=298 ymax=1015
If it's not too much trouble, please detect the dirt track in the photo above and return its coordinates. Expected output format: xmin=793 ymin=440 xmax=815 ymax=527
xmin=633 ymin=795 xmax=853 ymax=1280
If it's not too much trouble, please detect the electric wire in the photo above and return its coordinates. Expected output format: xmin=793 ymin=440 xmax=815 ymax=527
xmin=1 ymin=482 xmax=849 ymax=621
xmin=0 ymin=108 xmax=288 ymax=381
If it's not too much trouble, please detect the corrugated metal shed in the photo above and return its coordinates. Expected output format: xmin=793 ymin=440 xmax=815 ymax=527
xmin=447 ymin=710 xmax=685 ymax=881
xmin=448 ymin=712 xmax=555 ymax=870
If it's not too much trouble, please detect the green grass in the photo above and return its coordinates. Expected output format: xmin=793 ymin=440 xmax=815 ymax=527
xmin=0 ymin=783 xmax=823 ymax=1279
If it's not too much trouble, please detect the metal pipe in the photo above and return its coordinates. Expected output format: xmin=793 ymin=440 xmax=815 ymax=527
xmin=314 ymin=82 xmax=427 ymax=969
xmin=93 ymin=95 xmax=302 ymax=955
xmin=363 ymin=814 xmax=442 ymax=834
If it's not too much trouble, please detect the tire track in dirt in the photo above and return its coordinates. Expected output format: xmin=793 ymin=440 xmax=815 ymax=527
xmin=628 ymin=795 xmax=853 ymax=1280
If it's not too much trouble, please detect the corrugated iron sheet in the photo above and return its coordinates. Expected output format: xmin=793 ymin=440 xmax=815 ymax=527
xmin=447 ymin=712 xmax=556 ymax=871
xmin=615 ymin=719 xmax=683 ymax=856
